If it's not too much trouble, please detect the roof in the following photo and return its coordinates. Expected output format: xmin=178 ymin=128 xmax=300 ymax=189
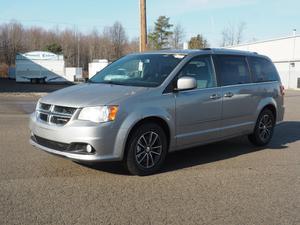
xmin=134 ymin=48 xmax=261 ymax=57
xmin=16 ymin=51 xmax=64 ymax=61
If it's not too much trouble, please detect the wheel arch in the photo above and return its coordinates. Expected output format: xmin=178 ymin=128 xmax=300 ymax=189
xmin=256 ymin=97 xmax=278 ymax=123
xmin=261 ymin=104 xmax=277 ymax=122
xmin=123 ymin=116 xmax=171 ymax=159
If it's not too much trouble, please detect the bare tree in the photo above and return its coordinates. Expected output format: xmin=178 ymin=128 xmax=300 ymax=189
xmin=0 ymin=20 xmax=138 ymax=72
xmin=221 ymin=22 xmax=246 ymax=47
xmin=0 ymin=22 xmax=25 ymax=65
xmin=171 ymin=24 xmax=185 ymax=49
xmin=236 ymin=22 xmax=246 ymax=44
xmin=125 ymin=37 xmax=139 ymax=53
xmin=108 ymin=22 xmax=128 ymax=60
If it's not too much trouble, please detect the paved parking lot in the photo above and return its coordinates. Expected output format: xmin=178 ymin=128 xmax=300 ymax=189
xmin=0 ymin=88 xmax=299 ymax=225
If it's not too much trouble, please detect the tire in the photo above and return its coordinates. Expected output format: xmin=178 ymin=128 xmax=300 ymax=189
xmin=125 ymin=123 xmax=168 ymax=176
xmin=248 ymin=109 xmax=275 ymax=146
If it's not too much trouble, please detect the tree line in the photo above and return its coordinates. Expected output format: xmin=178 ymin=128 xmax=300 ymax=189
xmin=0 ymin=17 xmax=245 ymax=74
xmin=0 ymin=21 xmax=138 ymax=71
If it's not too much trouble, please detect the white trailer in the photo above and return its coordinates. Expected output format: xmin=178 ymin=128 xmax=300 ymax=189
xmin=88 ymin=59 xmax=109 ymax=79
xmin=15 ymin=51 xmax=67 ymax=83
xmin=65 ymin=67 xmax=83 ymax=82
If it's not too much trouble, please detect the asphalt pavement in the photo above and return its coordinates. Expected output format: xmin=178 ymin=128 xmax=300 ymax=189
xmin=0 ymin=88 xmax=299 ymax=225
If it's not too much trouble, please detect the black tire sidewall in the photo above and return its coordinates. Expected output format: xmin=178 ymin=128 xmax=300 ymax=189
xmin=125 ymin=123 xmax=168 ymax=175
xmin=251 ymin=109 xmax=275 ymax=146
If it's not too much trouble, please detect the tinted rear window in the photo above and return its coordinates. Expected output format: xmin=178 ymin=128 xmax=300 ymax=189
xmin=248 ymin=57 xmax=279 ymax=82
xmin=214 ymin=55 xmax=251 ymax=86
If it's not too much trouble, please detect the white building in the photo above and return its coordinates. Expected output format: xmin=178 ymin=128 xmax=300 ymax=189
xmin=227 ymin=35 xmax=300 ymax=89
xmin=88 ymin=59 xmax=109 ymax=79
xmin=15 ymin=51 xmax=67 ymax=83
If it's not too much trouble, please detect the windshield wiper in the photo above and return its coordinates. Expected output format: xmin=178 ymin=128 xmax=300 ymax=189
xmin=90 ymin=80 xmax=128 ymax=86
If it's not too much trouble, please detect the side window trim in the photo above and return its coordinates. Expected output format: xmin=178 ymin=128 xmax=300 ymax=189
xmin=209 ymin=55 xmax=219 ymax=88
xmin=212 ymin=55 xmax=221 ymax=87
xmin=245 ymin=56 xmax=254 ymax=83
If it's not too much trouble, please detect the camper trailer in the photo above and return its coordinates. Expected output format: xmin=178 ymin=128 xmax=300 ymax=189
xmin=15 ymin=51 xmax=67 ymax=83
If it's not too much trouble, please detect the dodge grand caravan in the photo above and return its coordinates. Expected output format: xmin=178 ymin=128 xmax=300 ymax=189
xmin=29 ymin=49 xmax=284 ymax=175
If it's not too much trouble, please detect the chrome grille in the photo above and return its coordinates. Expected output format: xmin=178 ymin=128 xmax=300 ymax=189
xmin=40 ymin=103 xmax=51 ymax=111
xmin=37 ymin=102 xmax=77 ymax=126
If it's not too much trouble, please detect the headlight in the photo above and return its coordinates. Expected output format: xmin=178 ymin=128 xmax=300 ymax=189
xmin=78 ymin=106 xmax=119 ymax=123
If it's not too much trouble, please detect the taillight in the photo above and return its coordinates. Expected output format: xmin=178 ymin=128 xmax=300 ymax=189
xmin=280 ymin=85 xmax=285 ymax=96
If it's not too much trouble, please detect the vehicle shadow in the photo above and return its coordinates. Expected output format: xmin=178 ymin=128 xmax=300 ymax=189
xmin=82 ymin=121 xmax=300 ymax=175
xmin=0 ymin=78 xmax=72 ymax=93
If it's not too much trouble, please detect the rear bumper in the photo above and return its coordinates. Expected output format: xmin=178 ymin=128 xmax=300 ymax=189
xmin=29 ymin=113 xmax=122 ymax=162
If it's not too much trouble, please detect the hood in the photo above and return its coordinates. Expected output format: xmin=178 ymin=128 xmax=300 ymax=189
xmin=41 ymin=83 xmax=149 ymax=107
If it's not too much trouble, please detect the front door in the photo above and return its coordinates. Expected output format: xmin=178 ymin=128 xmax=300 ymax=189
xmin=175 ymin=55 xmax=222 ymax=148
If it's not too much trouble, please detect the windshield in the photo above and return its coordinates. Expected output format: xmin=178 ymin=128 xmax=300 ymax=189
xmin=89 ymin=53 xmax=185 ymax=87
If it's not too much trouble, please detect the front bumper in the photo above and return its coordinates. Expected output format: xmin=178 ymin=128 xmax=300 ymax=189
xmin=29 ymin=113 xmax=122 ymax=162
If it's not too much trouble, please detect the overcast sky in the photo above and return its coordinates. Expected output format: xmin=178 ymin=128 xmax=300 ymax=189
xmin=0 ymin=0 xmax=299 ymax=46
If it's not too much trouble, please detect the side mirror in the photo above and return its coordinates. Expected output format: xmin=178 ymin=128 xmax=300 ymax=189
xmin=176 ymin=76 xmax=197 ymax=91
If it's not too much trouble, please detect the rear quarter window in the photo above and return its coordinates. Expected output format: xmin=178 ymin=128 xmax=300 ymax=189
xmin=248 ymin=57 xmax=279 ymax=82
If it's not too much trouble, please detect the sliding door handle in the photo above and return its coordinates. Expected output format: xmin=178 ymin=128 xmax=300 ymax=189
xmin=210 ymin=94 xmax=221 ymax=100
xmin=224 ymin=92 xmax=234 ymax=98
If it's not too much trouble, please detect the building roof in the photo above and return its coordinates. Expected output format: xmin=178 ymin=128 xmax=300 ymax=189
xmin=227 ymin=34 xmax=300 ymax=48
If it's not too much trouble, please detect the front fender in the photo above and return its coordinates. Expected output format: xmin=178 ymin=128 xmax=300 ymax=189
xmin=113 ymin=106 xmax=175 ymax=160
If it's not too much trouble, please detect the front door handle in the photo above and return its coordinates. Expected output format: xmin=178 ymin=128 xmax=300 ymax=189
xmin=224 ymin=92 xmax=234 ymax=98
xmin=210 ymin=94 xmax=221 ymax=100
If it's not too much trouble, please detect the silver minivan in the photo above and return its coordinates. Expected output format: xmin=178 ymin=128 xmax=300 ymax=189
xmin=29 ymin=49 xmax=285 ymax=175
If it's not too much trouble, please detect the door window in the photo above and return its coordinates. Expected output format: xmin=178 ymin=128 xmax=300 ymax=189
xmin=214 ymin=55 xmax=251 ymax=86
xmin=178 ymin=55 xmax=217 ymax=89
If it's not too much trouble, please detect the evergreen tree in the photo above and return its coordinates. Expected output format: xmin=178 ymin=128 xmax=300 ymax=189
xmin=148 ymin=16 xmax=173 ymax=50
xmin=43 ymin=43 xmax=63 ymax=54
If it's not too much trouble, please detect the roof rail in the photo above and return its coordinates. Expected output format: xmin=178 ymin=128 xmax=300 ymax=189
xmin=201 ymin=48 xmax=211 ymax=50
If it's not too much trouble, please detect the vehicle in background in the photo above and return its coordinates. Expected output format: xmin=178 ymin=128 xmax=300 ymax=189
xmin=16 ymin=51 xmax=70 ymax=83
xmin=29 ymin=49 xmax=285 ymax=175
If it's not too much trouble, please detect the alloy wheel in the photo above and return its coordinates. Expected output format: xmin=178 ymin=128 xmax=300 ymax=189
xmin=135 ymin=131 xmax=162 ymax=169
xmin=258 ymin=114 xmax=273 ymax=142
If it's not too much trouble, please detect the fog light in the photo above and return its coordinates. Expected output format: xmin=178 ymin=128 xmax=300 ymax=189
xmin=86 ymin=145 xmax=93 ymax=153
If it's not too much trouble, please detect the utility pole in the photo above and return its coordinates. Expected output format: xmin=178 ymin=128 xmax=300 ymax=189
xmin=139 ymin=0 xmax=147 ymax=52
xmin=77 ymin=26 xmax=80 ymax=68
